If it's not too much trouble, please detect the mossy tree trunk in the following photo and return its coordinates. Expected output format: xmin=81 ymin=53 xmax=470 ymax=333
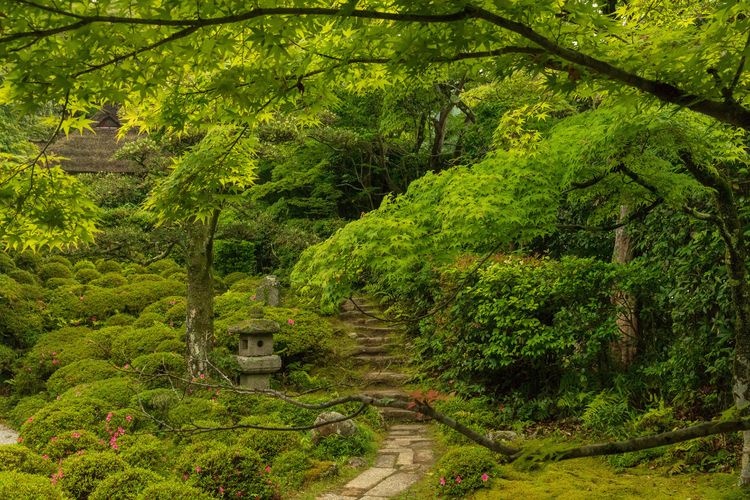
xmin=610 ymin=205 xmax=638 ymax=368
xmin=185 ymin=210 xmax=220 ymax=378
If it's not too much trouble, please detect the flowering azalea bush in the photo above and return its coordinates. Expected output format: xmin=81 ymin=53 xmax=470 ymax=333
xmin=434 ymin=446 xmax=498 ymax=497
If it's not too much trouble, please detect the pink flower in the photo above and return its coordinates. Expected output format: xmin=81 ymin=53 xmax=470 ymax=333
xmin=25 ymin=417 xmax=33 ymax=424
xmin=455 ymin=475 xmax=462 ymax=484
xmin=481 ymin=472 xmax=489 ymax=482
xmin=182 ymin=473 xmax=189 ymax=481
xmin=51 ymin=352 xmax=57 ymax=356
xmin=264 ymin=465 xmax=271 ymax=473
xmin=50 ymin=436 xmax=58 ymax=442
xmin=195 ymin=466 xmax=202 ymax=473
xmin=125 ymin=415 xmax=132 ymax=423
xmin=219 ymin=486 xmax=225 ymax=494
xmin=42 ymin=454 xmax=49 ymax=460
xmin=287 ymin=318 xmax=295 ymax=325
xmin=71 ymin=432 xmax=81 ymax=439
xmin=123 ymin=364 xmax=130 ymax=370
xmin=52 ymin=359 xmax=60 ymax=365
xmin=16 ymin=437 xmax=23 ymax=443
xmin=199 ymin=373 xmax=205 ymax=379
xmin=106 ymin=412 xmax=113 ymax=422
xmin=251 ymin=295 xmax=257 ymax=301
xmin=439 ymin=477 xmax=446 ymax=486
xmin=117 ymin=427 xmax=125 ymax=436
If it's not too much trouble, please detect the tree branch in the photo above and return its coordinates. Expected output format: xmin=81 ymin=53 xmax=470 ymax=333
xmin=557 ymin=197 xmax=663 ymax=232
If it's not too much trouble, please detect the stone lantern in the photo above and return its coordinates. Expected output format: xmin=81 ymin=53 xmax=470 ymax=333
xmin=231 ymin=319 xmax=282 ymax=389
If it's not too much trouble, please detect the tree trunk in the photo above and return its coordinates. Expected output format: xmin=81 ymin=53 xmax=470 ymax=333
xmin=429 ymin=105 xmax=452 ymax=171
xmin=185 ymin=211 xmax=219 ymax=378
xmin=610 ymin=205 xmax=638 ymax=368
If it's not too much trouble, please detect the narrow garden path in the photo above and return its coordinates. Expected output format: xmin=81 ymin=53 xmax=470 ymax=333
xmin=318 ymin=298 xmax=435 ymax=499
xmin=0 ymin=423 xmax=19 ymax=445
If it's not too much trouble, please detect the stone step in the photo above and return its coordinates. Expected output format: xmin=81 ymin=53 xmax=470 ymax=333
xmin=363 ymin=371 xmax=409 ymax=386
xmin=354 ymin=355 xmax=402 ymax=369
xmin=354 ymin=344 xmax=395 ymax=355
xmin=341 ymin=302 xmax=383 ymax=313
xmin=351 ymin=335 xmax=392 ymax=346
xmin=339 ymin=312 xmax=388 ymax=325
xmin=379 ymin=407 xmax=427 ymax=423
xmin=362 ymin=389 xmax=410 ymax=400
xmin=353 ymin=325 xmax=399 ymax=335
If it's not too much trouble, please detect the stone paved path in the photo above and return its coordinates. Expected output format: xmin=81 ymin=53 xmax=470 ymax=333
xmin=318 ymin=298 xmax=435 ymax=499
xmin=0 ymin=423 xmax=19 ymax=445
xmin=318 ymin=424 xmax=434 ymax=500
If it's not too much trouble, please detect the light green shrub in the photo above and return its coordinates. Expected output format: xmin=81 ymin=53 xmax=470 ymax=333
xmin=45 ymin=277 xmax=77 ymax=289
xmin=90 ymin=272 xmax=128 ymax=288
xmin=59 ymin=377 xmax=143 ymax=407
xmin=105 ymin=313 xmax=136 ymax=326
xmin=46 ymin=359 xmax=121 ymax=396
xmin=8 ymin=269 xmax=37 ymax=285
xmin=130 ymin=389 xmax=180 ymax=421
xmin=137 ymin=480 xmax=212 ymax=500
xmin=230 ymin=277 xmax=262 ymax=293
xmin=41 ymin=429 xmax=107 ymax=461
xmin=155 ymin=338 xmax=183 ymax=353
xmin=20 ymin=397 xmax=109 ymax=450
xmin=237 ymin=429 xmax=302 ymax=462
xmin=119 ymin=434 xmax=172 ymax=472
xmin=0 ymin=253 xmax=16 ymax=273
xmin=110 ymin=324 xmax=177 ymax=365
xmin=313 ymin=425 xmax=375 ymax=461
xmin=96 ymin=260 xmax=122 ymax=274
xmin=73 ymin=260 xmax=96 ymax=271
xmin=0 ymin=471 xmax=65 ymax=499
xmin=45 ymin=256 xmax=73 ymax=268
xmin=167 ymin=397 xmax=226 ymax=427
xmin=0 ymin=445 xmax=56 ymax=475
xmin=90 ymin=467 xmax=163 ymax=500
xmin=119 ymin=279 xmax=187 ymax=314
xmin=131 ymin=312 xmax=163 ymax=328
xmin=271 ymin=449 xmax=311 ymax=490
xmin=8 ymin=395 xmax=48 ymax=427
xmin=74 ymin=268 xmax=101 ymax=283
xmin=38 ymin=262 xmax=73 ymax=282
xmin=434 ymin=446 xmax=498 ymax=497
xmin=130 ymin=352 xmax=186 ymax=388
xmin=60 ymin=450 xmax=127 ymax=499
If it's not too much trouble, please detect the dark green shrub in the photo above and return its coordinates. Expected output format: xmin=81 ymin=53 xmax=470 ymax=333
xmin=236 ymin=429 xmax=302 ymax=462
xmin=41 ymin=429 xmax=107 ymax=461
xmin=105 ymin=313 xmax=136 ymax=326
xmin=8 ymin=269 xmax=37 ymax=285
xmin=8 ymin=395 xmax=48 ymax=427
xmin=0 ymin=445 xmax=56 ymax=475
xmin=45 ymin=277 xmax=78 ymax=289
xmin=118 ymin=279 xmax=187 ymax=315
xmin=155 ymin=338 xmax=184 ymax=353
xmin=96 ymin=260 xmax=122 ymax=274
xmin=60 ymin=450 xmax=127 ymax=499
xmin=0 ymin=344 xmax=16 ymax=378
xmin=131 ymin=312 xmax=164 ymax=328
xmin=146 ymin=259 xmax=180 ymax=276
xmin=45 ymin=256 xmax=73 ymax=268
xmin=271 ymin=449 xmax=311 ymax=490
xmin=433 ymin=397 xmax=508 ymax=445
xmin=110 ymin=324 xmax=177 ymax=365
xmin=0 ymin=253 xmax=16 ymax=273
xmin=214 ymin=239 xmax=256 ymax=275
xmin=20 ymin=397 xmax=109 ymax=450
xmin=177 ymin=442 xmax=276 ymax=498
xmin=122 ymin=263 xmax=147 ymax=275
xmin=230 ymin=277 xmax=262 ymax=293
xmin=90 ymin=467 xmax=163 ymax=500
xmin=73 ymin=260 xmax=96 ymax=271
xmin=222 ymin=271 xmax=249 ymax=287
xmin=134 ymin=273 xmax=165 ymax=282
xmin=130 ymin=352 xmax=186 ymax=387
xmin=582 ymin=391 xmax=633 ymax=438
xmin=13 ymin=251 xmax=41 ymax=271
xmin=75 ymin=268 xmax=101 ymax=284
xmin=167 ymin=397 xmax=226 ymax=427
xmin=434 ymin=446 xmax=498 ymax=497
xmin=129 ymin=389 xmax=179 ymax=421
xmin=0 ymin=471 xmax=65 ymax=499
xmin=137 ymin=480 xmax=212 ymax=500
xmin=313 ymin=425 xmax=375 ymax=461
xmin=38 ymin=262 xmax=73 ymax=282
xmin=46 ymin=359 xmax=121 ymax=396
xmin=90 ymin=272 xmax=129 ymax=288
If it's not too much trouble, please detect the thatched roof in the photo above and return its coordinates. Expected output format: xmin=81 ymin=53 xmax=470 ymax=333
xmin=42 ymin=105 xmax=142 ymax=174
xmin=46 ymin=127 xmax=142 ymax=173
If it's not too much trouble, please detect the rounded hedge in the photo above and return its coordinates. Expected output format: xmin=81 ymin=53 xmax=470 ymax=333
xmin=74 ymin=268 xmax=102 ymax=284
xmin=8 ymin=269 xmax=37 ymax=285
xmin=90 ymin=272 xmax=129 ymax=288
xmin=0 ymin=470 xmax=66 ymax=499
xmin=433 ymin=445 xmax=499 ymax=497
xmin=96 ymin=260 xmax=122 ymax=274
xmin=89 ymin=467 xmax=163 ymax=500
xmin=38 ymin=263 xmax=73 ymax=282
xmin=60 ymin=450 xmax=127 ymax=499
xmin=0 ymin=445 xmax=56 ymax=475
xmin=46 ymin=359 xmax=121 ymax=396
xmin=41 ymin=429 xmax=107 ymax=461
xmin=137 ymin=480 xmax=213 ymax=500
xmin=20 ymin=397 xmax=109 ymax=450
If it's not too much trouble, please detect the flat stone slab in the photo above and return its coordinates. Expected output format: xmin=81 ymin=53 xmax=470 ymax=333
xmin=414 ymin=449 xmax=434 ymax=464
xmin=366 ymin=472 xmax=421 ymax=497
xmin=0 ymin=424 xmax=18 ymax=445
xmin=318 ymin=495 xmax=358 ymax=500
xmin=344 ymin=467 xmax=396 ymax=490
xmin=374 ymin=454 xmax=397 ymax=467
xmin=396 ymin=450 xmax=414 ymax=466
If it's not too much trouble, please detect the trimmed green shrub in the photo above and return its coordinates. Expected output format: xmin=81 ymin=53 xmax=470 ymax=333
xmin=41 ymin=429 xmax=107 ymax=461
xmin=121 ymin=263 xmax=147 ymax=275
xmin=46 ymin=359 xmax=121 ymax=396
xmin=167 ymin=397 xmax=226 ymax=427
xmin=45 ymin=277 xmax=78 ymax=289
xmin=155 ymin=338 xmax=184 ymax=353
xmin=214 ymin=239 xmax=256 ymax=275
xmin=110 ymin=324 xmax=177 ymax=365
xmin=59 ymin=377 xmax=143 ymax=407
xmin=90 ymin=467 xmax=163 ymax=500
xmin=130 ymin=352 xmax=186 ymax=388
xmin=45 ymin=256 xmax=73 ymax=268
xmin=90 ymin=272 xmax=128 ymax=288
xmin=8 ymin=395 xmax=48 ymax=428
xmin=222 ymin=271 xmax=249 ymax=287
xmin=230 ymin=277 xmax=262 ymax=293
xmin=313 ymin=425 xmax=375 ymax=461
xmin=137 ymin=480 xmax=212 ymax=500
xmin=96 ymin=260 xmax=122 ymax=274
xmin=74 ymin=268 xmax=101 ymax=284
xmin=119 ymin=434 xmax=172 ymax=472
xmin=0 ymin=253 xmax=16 ymax=273
xmin=434 ymin=446 xmax=498 ymax=497
xmin=118 ymin=280 xmax=187 ymax=315
xmin=271 ymin=449 xmax=311 ymax=490
xmin=8 ymin=269 xmax=37 ymax=285
xmin=177 ymin=442 xmax=276 ymax=498
xmin=105 ymin=313 xmax=136 ymax=326
xmin=60 ymin=450 xmax=127 ymax=499
xmin=13 ymin=251 xmax=41 ymax=271
xmin=146 ymin=259 xmax=180 ymax=276
xmin=20 ymin=397 xmax=109 ymax=450
xmin=0 ymin=470 xmax=66 ymax=499
xmin=130 ymin=389 xmax=179 ymax=421
xmin=38 ymin=262 xmax=73 ymax=282
xmin=131 ymin=312 xmax=163 ymax=328
xmin=73 ymin=260 xmax=97 ymax=271
xmin=0 ymin=445 xmax=56 ymax=475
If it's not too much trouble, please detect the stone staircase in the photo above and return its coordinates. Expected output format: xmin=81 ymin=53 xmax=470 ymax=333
xmin=341 ymin=297 xmax=419 ymax=423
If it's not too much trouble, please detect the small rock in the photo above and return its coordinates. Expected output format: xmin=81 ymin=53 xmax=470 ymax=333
xmin=487 ymin=430 xmax=519 ymax=442
xmin=255 ymin=275 xmax=280 ymax=306
xmin=312 ymin=411 xmax=357 ymax=443
xmin=347 ymin=456 xmax=367 ymax=468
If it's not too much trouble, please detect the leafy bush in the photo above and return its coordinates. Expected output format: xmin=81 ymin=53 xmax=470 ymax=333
xmin=41 ymin=429 xmax=107 ymax=461
xmin=271 ymin=449 xmax=311 ymax=490
xmin=119 ymin=434 xmax=172 ymax=472
xmin=96 ymin=260 xmax=122 ymax=274
xmin=89 ymin=467 xmax=163 ymax=500
xmin=8 ymin=395 xmax=48 ymax=427
xmin=75 ymin=268 xmax=101 ymax=283
xmin=434 ymin=446 xmax=498 ymax=497
xmin=146 ymin=259 xmax=180 ymax=276
xmin=20 ymin=397 xmax=109 ymax=450
xmin=167 ymin=397 xmax=226 ymax=427
xmin=118 ymin=279 xmax=187 ymax=314
xmin=0 ymin=253 xmax=16 ymax=273
xmin=44 ymin=277 xmax=78 ymax=289
xmin=90 ymin=272 xmax=129 ymax=288
xmin=45 ymin=256 xmax=73 ymax=268
xmin=131 ymin=352 xmax=186 ymax=388
xmin=582 ymin=391 xmax=633 ymax=438
xmin=58 ymin=377 xmax=143 ymax=407
xmin=0 ymin=470 xmax=66 ymax=499
xmin=137 ymin=480 xmax=212 ymax=500
xmin=130 ymin=389 xmax=180 ymax=421
xmin=73 ymin=260 xmax=97 ymax=271
xmin=214 ymin=239 xmax=256 ymax=275
xmin=433 ymin=396 xmax=509 ymax=445
xmin=110 ymin=324 xmax=176 ymax=365
xmin=8 ymin=269 xmax=37 ymax=285
xmin=59 ymin=450 xmax=127 ymax=499
xmin=313 ymin=424 xmax=375 ymax=461
xmin=236 ymin=429 xmax=302 ymax=462
xmin=38 ymin=262 xmax=73 ymax=282
xmin=105 ymin=313 xmax=136 ymax=326
xmin=0 ymin=445 xmax=55 ymax=475
xmin=177 ymin=442 xmax=277 ymax=498
xmin=46 ymin=359 xmax=121 ymax=396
